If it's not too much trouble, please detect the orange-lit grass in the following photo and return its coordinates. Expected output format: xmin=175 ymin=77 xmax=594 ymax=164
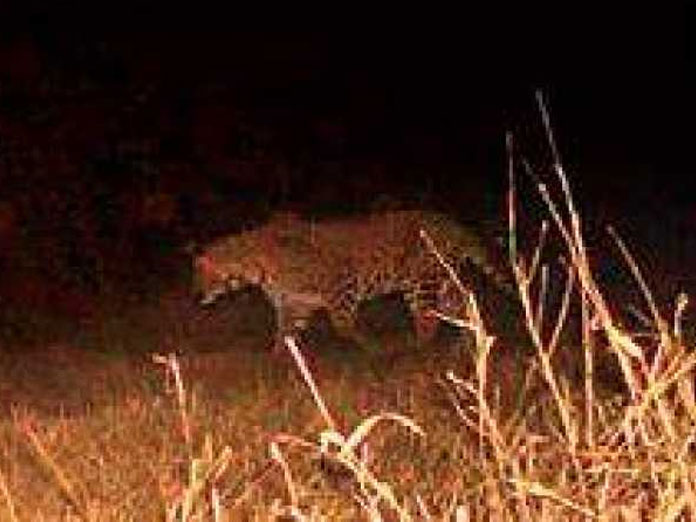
xmin=1 ymin=96 xmax=695 ymax=519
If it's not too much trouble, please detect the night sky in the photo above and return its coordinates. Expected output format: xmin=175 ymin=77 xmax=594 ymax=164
xmin=0 ymin=4 xmax=693 ymax=340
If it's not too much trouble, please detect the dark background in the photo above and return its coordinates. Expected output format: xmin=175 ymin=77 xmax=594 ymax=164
xmin=0 ymin=4 xmax=692 ymax=348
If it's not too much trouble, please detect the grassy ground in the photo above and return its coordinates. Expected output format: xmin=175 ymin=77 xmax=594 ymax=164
xmin=0 ymin=207 xmax=690 ymax=520
xmin=2 ymin=122 xmax=696 ymax=519
xmin=0 ymin=316 xmax=550 ymax=520
xmin=0 ymin=341 xmax=502 ymax=519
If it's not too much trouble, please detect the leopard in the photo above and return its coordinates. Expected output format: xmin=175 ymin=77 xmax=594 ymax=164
xmin=192 ymin=210 xmax=511 ymax=349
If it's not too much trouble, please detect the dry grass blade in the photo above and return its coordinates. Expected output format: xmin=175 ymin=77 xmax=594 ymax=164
xmin=444 ymin=372 xmax=508 ymax=467
xmin=15 ymin=412 xmax=89 ymax=520
xmin=419 ymin=228 xmax=471 ymax=302
xmin=317 ymin=429 xmax=413 ymax=521
xmin=582 ymin=288 xmax=595 ymax=448
xmin=152 ymin=352 xmax=193 ymax=448
xmin=342 ymin=413 xmax=424 ymax=454
xmin=515 ymin=250 xmax=579 ymax=452
xmin=421 ymin=226 xmax=501 ymax=467
xmin=506 ymin=130 xmax=517 ymax=269
xmin=173 ymin=444 xmax=235 ymax=521
xmin=283 ymin=335 xmax=423 ymax=520
xmin=509 ymin=478 xmax=596 ymax=518
xmin=607 ymin=225 xmax=665 ymax=337
xmin=284 ymin=336 xmax=338 ymax=432
xmin=270 ymin=441 xmax=299 ymax=509
xmin=0 ymin=464 xmax=19 ymax=522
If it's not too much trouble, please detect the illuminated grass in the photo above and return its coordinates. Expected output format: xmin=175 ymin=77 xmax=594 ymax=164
xmin=1 ymin=97 xmax=694 ymax=519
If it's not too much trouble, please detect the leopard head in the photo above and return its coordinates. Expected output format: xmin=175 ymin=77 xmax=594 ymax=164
xmin=193 ymin=249 xmax=276 ymax=306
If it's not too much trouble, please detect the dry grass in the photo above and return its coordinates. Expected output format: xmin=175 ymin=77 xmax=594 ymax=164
xmin=1 ymin=97 xmax=695 ymax=519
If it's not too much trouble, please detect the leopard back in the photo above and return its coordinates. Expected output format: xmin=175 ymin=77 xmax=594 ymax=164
xmin=193 ymin=210 xmax=508 ymax=344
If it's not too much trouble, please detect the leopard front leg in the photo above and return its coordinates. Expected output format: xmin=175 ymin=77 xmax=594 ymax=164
xmin=270 ymin=291 xmax=328 ymax=354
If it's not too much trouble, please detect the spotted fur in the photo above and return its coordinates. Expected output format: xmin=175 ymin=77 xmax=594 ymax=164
xmin=193 ymin=210 xmax=509 ymax=345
